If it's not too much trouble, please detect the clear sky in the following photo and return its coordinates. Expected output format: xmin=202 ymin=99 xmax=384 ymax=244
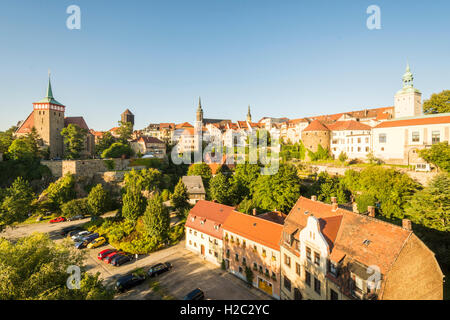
xmin=0 ymin=0 xmax=449 ymax=131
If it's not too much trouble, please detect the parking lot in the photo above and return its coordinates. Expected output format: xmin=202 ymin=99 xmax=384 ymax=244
xmin=84 ymin=240 xmax=270 ymax=300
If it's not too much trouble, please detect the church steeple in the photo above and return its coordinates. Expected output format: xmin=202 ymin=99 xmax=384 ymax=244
xmin=46 ymin=71 xmax=54 ymax=99
xmin=247 ymin=105 xmax=252 ymax=122
xmin=196 ymin=97 xmax=203 ymax=122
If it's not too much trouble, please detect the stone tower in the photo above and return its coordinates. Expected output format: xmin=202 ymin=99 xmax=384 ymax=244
xmin=247 ymin=105 xmax=252 ymax=122
xmin=33 ymin=75 xmax=65 ymax=159
xmin=194 ymin=97 xmax=203 ymax=156
xmin=121 ymin=109 xmax=134 ymax=127
xmin=394 ymin=63 xmax=422 ymax=118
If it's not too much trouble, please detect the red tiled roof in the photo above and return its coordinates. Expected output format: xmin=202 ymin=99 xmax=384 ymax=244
xmin=64 ymin=117 xmax=90 ymax=131
xmin=374 ymin=114 xmax=450 ymax=129
xmin=16 ymin=111 xmax=35 ymax=134
xmin=326 ymin=120 xmax=372 ymax=131
xmin=224 ymin=210 xmax=284 ymax=251
xmin=302 ymin=119 xmax=329 ymax=132
xmin=176 ymin=122 xmax=193 ymax=129
xmin=185 ymin=200 xmax=235 ymax=239
xmin=331 ymin=211 xmax=411 ymax=274
xmin=138 ymin=136 xmax=164 ymax=144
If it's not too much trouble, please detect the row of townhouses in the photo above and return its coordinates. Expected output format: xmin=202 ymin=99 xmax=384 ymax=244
xmin=130 ymin=65 xmax=450 ymax=167
xmin=184 ymin=198 xmax=444 ymax=300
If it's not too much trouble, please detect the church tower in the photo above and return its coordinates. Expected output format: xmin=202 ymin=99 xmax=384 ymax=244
xmin=194 ymin=97 xmax=203 ymax=155
xmin=247 ymin=105 xmax=252 ymax=122
xmin=394 ymin=63 xmax=422 ymax=118
xmin=33 ymin=74 xmax=65 ymax=158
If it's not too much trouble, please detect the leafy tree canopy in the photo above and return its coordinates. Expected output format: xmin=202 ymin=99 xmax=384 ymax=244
xmin=101 ymin=142 xmax=132 ymax=159
xmin=0 ymin=233 xmax=113 ymax=300
xmin=0 ymin=177 xmax=35 ymax=230
xmin=143 ymin=193 xmax=170 ymax=244
xmin=423 ymin=90 xmax=450 ymax=114
xmin=171 ymin=178 xmax=190 ymax=211
xmin=87 ymin=184 xmax=109 ymax=217
xmin=419 ymin=142 xmax=450 ymax=172
xmin=61 ymin=124 xmax=87 ymax=160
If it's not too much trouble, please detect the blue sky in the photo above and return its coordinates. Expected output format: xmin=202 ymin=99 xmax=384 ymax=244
xmin=0 ymin=0 xmax=449 ymax=131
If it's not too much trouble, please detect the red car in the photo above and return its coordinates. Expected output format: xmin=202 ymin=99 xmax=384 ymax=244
xmin=98 ymin=249 xmax=116 ymax=260
xmin=103 ymin=251 xmax=122 ymax=264
xmin=50 ymin=216 xmax=66 ymax=223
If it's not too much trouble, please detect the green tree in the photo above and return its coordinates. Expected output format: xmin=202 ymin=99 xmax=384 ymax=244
xmin=253 ymin=164 xmax=301 ymax=213
xmin=61 ymin=124 xmax=87 ymax=159
xmin=355 ymin=193 xmax=377 ymax=213
xmin=419 ymin=142 xmax=450 ymax=172
xmin=143 ymin=193 xmax=170 ymax=243
xmin=122 ymin=181 xmax=146 ymax=223
xmin=405 ymin=173 xmax=450 ymax=232
xmin=7 ymin=137 xmax=35 ymax=160
xmin=41 ymin=174 xmax=77 ymax=212
xmin=101 ymin=142 xmax=132 ymax=159
xmin=87 ymin=184 xmax=109 ymax=217
xmin=308 ymin=144 xmax=331 ymax=161
xmin=423 ymin=90 xmax=450 ymax=114
xmin=0 ymin=126 xmax=16 ymax=154
xmin=231 ymin=163 xmax=261 ymax=203
xmin=237 ymin=197 xmax=258 ymax=215
xmin=124 ymin=168 xmax=163 ymax=192
xmin=209 ymin=172 xmax=234 ymax=205
xmin=0 ymin=177 xmax=34 ymax=229
xmin=95 ymin=131 xmax=116 ymax=156
xmin=315 ymin=172 xmax=350 ymax=204
xmin=171 ymin=178 xmax=189 ymax=211
xmin=187 ymin=162 xmax=212 ymax=189
xmin=117 ymin=121 xmax=133 ymax=144
xmin=0 ymin=233 xmax=113 ymax=300
xmin=338 ymin=151 xmax=348 ymax=162
xmin=61 ymin=198 xmax=90 ymax=218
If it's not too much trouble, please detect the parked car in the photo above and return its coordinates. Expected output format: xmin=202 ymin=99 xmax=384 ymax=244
xmin=67 ymin=229 xmax=84 ymax=238
xmin=74 ymin=240 xmax=87 ymax=249
xmin=68 ymin=215 xmax=85 ymax=221
xmin=71 ymin=231 xmax=90 ymax=241
xmin=111 ymin=254 xmax=133 ymax=267
xmin=87 ymin=236 xmax=106 ymax=249
xmin=50 ymin=217 xmax=66 ymax=223
xmin=147 ymin=262 xmax=172 ymax=277
xmin=75 ymin=233 xmax=99 ymax=249
xmin=60 ymin=226 xmax=82 ymax=237
xmin=103 ymin=252 xmax=123 ymax=264
xmin=98 ymin=249 xmax=116 ymax=260
xmin=115 ymin=273 xmax=146 ymax=293
xmin=183 ymin=288 xmax=205 ymax=300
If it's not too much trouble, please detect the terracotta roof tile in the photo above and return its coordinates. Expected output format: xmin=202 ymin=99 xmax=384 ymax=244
xmin=185 ymin=200 xmax=235 ymax=239
xmin=16 ymin=111 xmax=35 ymax=134
xmin=326 ymin=120 xmax=372 ymax=131
xmin=224 ymin=210 xmax=284 ymax=251
xmin=64 ymin=117 xmax=90 ymax=131
xmin=303 ymin=120 xmax=330 ymax=132
xmin=374 ymin=114 xmax=450 ymax=129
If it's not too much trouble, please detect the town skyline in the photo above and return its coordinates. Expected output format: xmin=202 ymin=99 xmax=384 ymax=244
xmin=1 ymin=0 xmax=450 ymax=131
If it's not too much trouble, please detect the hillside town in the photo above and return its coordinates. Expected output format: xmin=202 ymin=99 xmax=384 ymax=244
xmin=0 ymin=63 xmax=448 ymax=302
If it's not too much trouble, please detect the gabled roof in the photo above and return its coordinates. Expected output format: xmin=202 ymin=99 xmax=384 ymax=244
xmin=182 ymin=176 xmax=206 ymax=194
xmin=64 ymin=117 xmax=90 ymax=131
xmin=176 ymin=122 xmax=193 ymax=129
xmin=15 ymin=111 xmax=35 ymax=134
xmin=185 ymin=200 xmax=235 ymax=239
xmin=122 ymin=109 xmax=134 ymax=115
xmin=374 ymin=113 xmax=450 ymax=129
xmin=224 ymin=210 xmax=284 ymax=251
xmin=138 ymin=136 xmax=164 ymax=144
xmin=326 ymin=120 xmax=372 ymax=131
xmin=302 ymin=119 xmax=329 ymax=132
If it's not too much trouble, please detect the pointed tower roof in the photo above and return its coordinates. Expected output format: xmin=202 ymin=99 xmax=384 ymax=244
xmin=36 ymin=73 xmax=65 ymax=106
xmin=197 ymin=97 xmax=203 ymax=111
xmin=397 ymin=62 xmax=421 ymax=95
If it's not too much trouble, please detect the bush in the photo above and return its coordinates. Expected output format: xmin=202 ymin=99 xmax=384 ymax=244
xmin=61 ymin=198 xmax=90 ymax=218
xmin=338 ymin=152 xmax=348 ymax=162
xmin=101 ymin=143 xmax=132 ymax=159
xmin=103 ymin=160 xmax=115 ymax=171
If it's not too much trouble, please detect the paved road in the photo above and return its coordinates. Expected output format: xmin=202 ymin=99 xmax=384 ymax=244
xmin=0 ymin=211 xmax=117 ymax=240
xmin=2 ymin=215 xmax=271 ymax=300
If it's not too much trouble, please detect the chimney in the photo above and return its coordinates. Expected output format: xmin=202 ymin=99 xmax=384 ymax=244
xmin=367 ymin=206 xmax=375 ymax=217
xmin=352 ymin=202 xmax=359 ymax=213
xmin=332 ymin=203 xmax=338 ymax=212
xmin=311 ymin=195 xmax=317 ymax=201
xmin=331 ymin=197 xmax=337 ymax=204
xmin=402 ymin=219 xmax=412 ymax=231
xmin=252 ymin=208 xmax=257 ymax=216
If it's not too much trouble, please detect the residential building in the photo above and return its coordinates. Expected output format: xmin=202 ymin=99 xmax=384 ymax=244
xmin=327 ymin=120 xmax=372 ymax=159
xmin=280 ymin=196 xmax=443 ymax=300
xmin=185 ymin=200 xmax=235 ymax=265
xmin=372 ymin=113 xmax=450 ymax=165
xmin=223 ymin=210 xmax=284 ymax=299
xmin=182 ymin=175 xmax=206 ymax=204
xmin=130 ymin=136 xmax=166 ymax=158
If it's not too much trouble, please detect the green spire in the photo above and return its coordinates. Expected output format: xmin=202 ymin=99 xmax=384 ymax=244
xmin=46 ymin=71 xmax=54 ymax=99
xmin=396 ymin=62 xmax=421 ymax=95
